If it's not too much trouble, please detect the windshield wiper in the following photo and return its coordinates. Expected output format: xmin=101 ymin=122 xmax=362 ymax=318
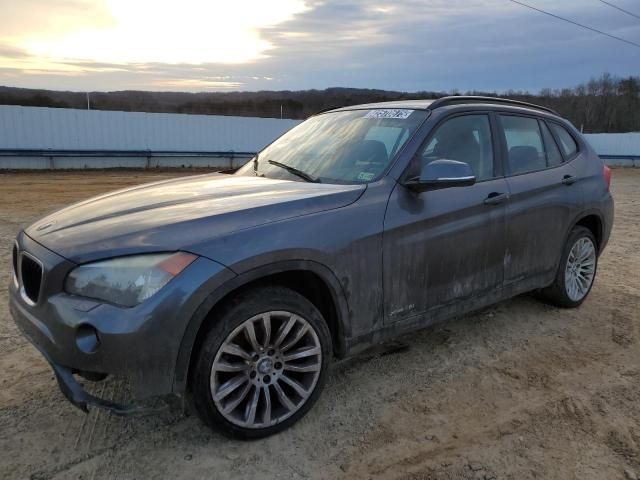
xmin=267 ymin=160 xmax=320 ymax=183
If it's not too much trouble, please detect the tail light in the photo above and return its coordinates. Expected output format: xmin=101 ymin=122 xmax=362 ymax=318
xmin=603 ymin=165 xmax=612 ymax=189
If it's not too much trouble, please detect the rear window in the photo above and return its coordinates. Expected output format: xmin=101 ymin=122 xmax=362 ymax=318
xmin=549 ymin=122 xmax=579 ymax=158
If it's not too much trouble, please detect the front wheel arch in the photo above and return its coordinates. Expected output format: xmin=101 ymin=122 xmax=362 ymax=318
xmin=191 ymin=285 xmax=332 ymax=438
xmin=172 ymin=260 xmax=350 ymax=395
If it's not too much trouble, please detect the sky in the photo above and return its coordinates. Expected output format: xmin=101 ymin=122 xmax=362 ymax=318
xmin=0 ymin=0 xmax=638 ymax=93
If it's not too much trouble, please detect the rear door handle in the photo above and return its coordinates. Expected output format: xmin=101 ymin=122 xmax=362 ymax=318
xmin=484 ymin=192 xmax=509 ymax=205
xmin=562 ymin=175 xmax=577 ymax=185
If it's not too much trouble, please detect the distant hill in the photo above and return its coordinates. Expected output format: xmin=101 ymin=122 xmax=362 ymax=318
xmin=0 ymin=85 xmax=443 ymax=119
xmin=1 ymin=73 xmax=639 ymax=132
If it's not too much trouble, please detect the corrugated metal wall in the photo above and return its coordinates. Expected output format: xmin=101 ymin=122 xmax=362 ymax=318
xmin=0 ymin=105 xmax=300 ymax=152
xmin=584 ymin=133 xmax=640 ymax=167
xmin=0 ymin=106 xmax=303 ymax=169
xmin=1 ymin=105 xmax=638 ymax=169
xmin=584 ymin=133 xmax=640 ymax=156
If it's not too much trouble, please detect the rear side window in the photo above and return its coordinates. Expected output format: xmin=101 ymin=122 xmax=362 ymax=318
xmin=549 ymin=123 xmax=579 ymax=158
xmin=540 ymin=121 xmax=563 ymax=166
xmin=500 ymin=115 xmax=546 ymax=174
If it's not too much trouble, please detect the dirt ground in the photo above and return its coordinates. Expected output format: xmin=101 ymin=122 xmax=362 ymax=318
xmin=0 ymin=169 xmax=639 ymax=480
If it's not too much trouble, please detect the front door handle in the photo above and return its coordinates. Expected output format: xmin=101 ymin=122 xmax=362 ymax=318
xmin=484 ymin=192 xmax=509 ymax=206
xmin=562 ymin=175 xmax=577 ymax=185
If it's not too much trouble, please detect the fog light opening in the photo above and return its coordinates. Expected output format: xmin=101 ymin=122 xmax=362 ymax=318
xmin=76 ymin=324 xmax=101 ymax=354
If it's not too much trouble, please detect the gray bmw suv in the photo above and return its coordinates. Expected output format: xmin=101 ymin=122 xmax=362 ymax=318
xmin=10 ymin=96 xmax=614 ymax=438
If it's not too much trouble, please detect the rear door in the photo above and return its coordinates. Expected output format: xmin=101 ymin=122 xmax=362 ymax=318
xmin=382 ymin=113 xmax=508 ymax=323
xmin=499 ymin=114 xmax=583 ymax=285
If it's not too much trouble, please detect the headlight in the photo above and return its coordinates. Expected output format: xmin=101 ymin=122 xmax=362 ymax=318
xmin=65 ymin=252 xmax=196 ymax=307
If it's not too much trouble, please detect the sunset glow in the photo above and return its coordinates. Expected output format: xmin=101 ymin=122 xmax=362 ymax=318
xmin=8 ymin=0 xmax=307 ymax=66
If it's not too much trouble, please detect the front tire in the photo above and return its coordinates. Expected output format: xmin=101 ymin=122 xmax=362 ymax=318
xmin=191 ymin=286 xmax=331 ymax=439
xmin=539 ymin=226 xmax=598 ymax=308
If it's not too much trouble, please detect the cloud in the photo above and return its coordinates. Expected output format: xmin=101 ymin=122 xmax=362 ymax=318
xmin=0 ymin=44 xmax=29 ymax=59
xmin=0 ymin=0 xmax=638 ymax=92
xmin=0 ymin=0 xmax=114 ymax=37
xmin=151 ymin=78 xmax=245 ymax=90
xmin=253 ymin=0 xmax=640 ymax=91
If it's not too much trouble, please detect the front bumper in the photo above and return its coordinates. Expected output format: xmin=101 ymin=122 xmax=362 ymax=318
xmin=10 ymin=232 xmax=235 ymax=413
xmin=29 ymin=338 xmax=152 ymax=415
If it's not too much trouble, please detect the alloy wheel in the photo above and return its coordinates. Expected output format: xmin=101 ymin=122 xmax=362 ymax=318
xmin=210 ymin=311 xmax=322 ymax=429
xmin=564 ymin=237 xmax=596 ymax=302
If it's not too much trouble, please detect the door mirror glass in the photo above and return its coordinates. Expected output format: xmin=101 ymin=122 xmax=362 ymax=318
xmin=406 ymin=159 xmax=476 ymax=192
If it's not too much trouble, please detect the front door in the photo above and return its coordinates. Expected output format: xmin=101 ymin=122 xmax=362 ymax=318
xmin=382 ymin=113 xmax=508 ymax=323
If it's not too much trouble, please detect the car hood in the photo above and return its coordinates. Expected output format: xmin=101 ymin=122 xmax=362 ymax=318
xmin=25 ymin=173 xmax=365 ymax=264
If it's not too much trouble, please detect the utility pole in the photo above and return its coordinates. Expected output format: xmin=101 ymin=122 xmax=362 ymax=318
xmin=280 ymin=104 xmax=283 ymax=119
xmin=86 ymin=92 xmax=91 ymax=110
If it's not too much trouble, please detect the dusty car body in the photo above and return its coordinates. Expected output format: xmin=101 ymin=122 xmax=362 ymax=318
xmin=10 ymin=97 xmax=613 ymax=437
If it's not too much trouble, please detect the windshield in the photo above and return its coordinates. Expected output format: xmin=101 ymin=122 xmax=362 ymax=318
xmin=236 ymin=108 xmax=429 ymax=184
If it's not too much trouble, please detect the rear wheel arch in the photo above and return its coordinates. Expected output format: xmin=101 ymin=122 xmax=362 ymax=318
xmin=539 ymin=225 xmax=598 ymax=308
xmin=547 ymin=211 xmax=604 ymax=287
xmin=173 ymin=260 xmax=350 ymax=395
xmin=574 ymin=213 xmax=603 ymax=252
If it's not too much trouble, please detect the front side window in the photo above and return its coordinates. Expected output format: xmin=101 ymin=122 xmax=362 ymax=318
xmin=414 ymin=114 xmax=494 ymax=181
xmin=501 ymin=115 xmax=547 ymax=174
xmin=236 ymin=109 xmax=428 ymax=184
xmin=549 ymin=122 xmax=579 ymax=158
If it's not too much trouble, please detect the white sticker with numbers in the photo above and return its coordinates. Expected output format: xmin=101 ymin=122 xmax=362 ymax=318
xmin=364 ymin=109 xmax=414 ymax=119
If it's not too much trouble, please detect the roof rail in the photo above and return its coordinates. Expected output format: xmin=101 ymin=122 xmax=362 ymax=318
xmin=428 ymin=96 xmax=559 ymax=115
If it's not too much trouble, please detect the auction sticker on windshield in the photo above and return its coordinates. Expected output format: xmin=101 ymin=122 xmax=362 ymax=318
xmin=364 ymin=109 xmax=414 ymax=119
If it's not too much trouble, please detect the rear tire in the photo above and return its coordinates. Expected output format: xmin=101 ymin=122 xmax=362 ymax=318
xmin=538 ymin=226 xmax=598 ymax=308
xmin=191 ymin=285 xmax=331 ymax=439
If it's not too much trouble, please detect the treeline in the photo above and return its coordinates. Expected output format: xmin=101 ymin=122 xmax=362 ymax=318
xmin=502 ymin=73 xmax=640 ymax=134
xmin=1 ymin=73 xmax=638 ymax=133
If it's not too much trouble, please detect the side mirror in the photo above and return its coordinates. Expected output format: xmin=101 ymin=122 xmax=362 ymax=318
xmin=405 ymin=159 xmax=476 ymax=193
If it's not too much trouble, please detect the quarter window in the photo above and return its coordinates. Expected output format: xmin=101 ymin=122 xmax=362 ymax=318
xmin=549 ymin=122 xmax=579 ymax=158
xmin=501 ymin=115 xmax=547 ymax=174
xmin=417 ymin=114 xmax=494 ymax=181
xmin=540 ymin=121 xmax=563 ymax=166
